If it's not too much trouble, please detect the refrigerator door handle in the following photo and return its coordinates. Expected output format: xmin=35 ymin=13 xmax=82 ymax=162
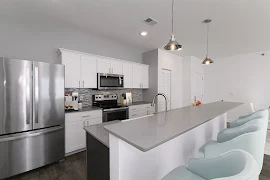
xmin=33 ymin=66 xmax=39 ymax=124
xmin=0 ymin=126 xmax=63 ymax=142
xmin=26 ymin=66 xmax=31 ymax=125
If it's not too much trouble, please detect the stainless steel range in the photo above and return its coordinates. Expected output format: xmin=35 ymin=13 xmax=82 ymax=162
xmin=0 ymin=57 xmax=65 ymax=179
xmin=92 ymin=94 xmax=128 ymax=122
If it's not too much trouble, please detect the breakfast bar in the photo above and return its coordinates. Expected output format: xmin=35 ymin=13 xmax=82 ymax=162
xmin=104 ymin=101 xmax=242 ymax=180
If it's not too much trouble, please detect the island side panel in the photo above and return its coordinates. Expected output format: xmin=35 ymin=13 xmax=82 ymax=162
xmin=86 ymin=133 xmax=109 ymax=180
xmin=109 ymin=113 xmax=227 ymax=180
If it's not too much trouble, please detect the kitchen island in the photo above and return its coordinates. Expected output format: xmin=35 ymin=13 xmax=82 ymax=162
xmin=104 ymin=101 xmax=242 ymax=180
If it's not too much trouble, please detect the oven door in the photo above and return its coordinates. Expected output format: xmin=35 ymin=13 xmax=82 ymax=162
xmin=98 ymin=73 xmax=124 ymax=90
xmin=103 ymin=107 xmax=128 ymax=122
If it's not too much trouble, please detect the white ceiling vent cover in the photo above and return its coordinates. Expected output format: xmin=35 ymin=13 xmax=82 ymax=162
xmin=143 ymin=17 xmax=158 ymax=26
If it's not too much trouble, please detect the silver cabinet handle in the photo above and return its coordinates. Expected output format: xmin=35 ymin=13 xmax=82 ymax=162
xmin=79 ymin=81 xmax=81 ymax=88
xmin=83 ymin=81 xmax=84 ymax=88
xmin=34 ymin=66 xmax=39 ymax=124
xmin=82 ymin=115 xmax=90 ymax=118
xmin=132 ymin=114 xmax=137 ymax=116
xmin=112 ymin=68 xmax=113 ymax=74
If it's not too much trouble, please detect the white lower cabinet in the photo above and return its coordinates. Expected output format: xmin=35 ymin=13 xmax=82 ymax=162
xmin=65 ymin=110 xmax=102 ymax=154
xmin=129 ymin=104 xmax=154 ymax=119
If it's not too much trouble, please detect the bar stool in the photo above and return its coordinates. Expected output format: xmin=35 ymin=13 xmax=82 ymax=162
xmin=229 ymin=109 xmax=268 ymax=128
xmin=161 ymin=150 xmax=257 ymax=180
xmin=199 ymin=122 xmax=266 ymax=180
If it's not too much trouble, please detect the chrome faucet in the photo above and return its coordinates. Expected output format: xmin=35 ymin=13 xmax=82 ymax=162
xmin=151 ymin=93 xmax=168 ymax=113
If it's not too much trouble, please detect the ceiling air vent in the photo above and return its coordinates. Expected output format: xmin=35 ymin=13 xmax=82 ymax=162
xmin=143 ymin=17 xmax=158 ymax=26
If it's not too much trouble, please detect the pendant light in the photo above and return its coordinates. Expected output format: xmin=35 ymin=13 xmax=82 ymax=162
xmin=164 ymin=0 xmax=182 ymax=51
xmin=202 ymin=19 xmax=214 ymax=65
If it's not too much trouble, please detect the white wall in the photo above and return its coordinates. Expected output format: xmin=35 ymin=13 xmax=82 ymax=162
xmin=182 ymin=56 xmax=204 ymax=107
xmin=158 ymin=49 xmax=183 ymax=109
xmin=142 ymin=49 xmax=159 ymax=102
xmin=204 ymin=50 xmax=270 ymax=120
xmin=142 ymin=49 xmax=183 ymax=110
xmin=0 ymin=22 xmax=143 ymax=64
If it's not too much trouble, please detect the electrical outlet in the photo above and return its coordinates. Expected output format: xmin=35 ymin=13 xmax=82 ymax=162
xmin=79 ymin=96 xmax=83 ymax=101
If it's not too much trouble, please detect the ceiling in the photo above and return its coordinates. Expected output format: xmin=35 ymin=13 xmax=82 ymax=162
xmin=1 ymin=0 xmax=270 ymax=59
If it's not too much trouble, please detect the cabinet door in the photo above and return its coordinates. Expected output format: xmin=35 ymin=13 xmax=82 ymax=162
xmin=97 ymin=57 xmax=111 ymax=74
xmin=141 ymin=65 xmax=149 ymax=89
xmin=132 ymin=64 xmax=141 ymax=88
xmin=65 ymin=119 xmax=85 ymax=154
xmin=62 ymin=52 xmax=81 ymax=88
xmin=123 ymin=61 xmax=133 ymax=88
xmin=110 ymin=59 xmax=123 ymax=75
xmin=80 ymin=54 xmax=97 ymax=88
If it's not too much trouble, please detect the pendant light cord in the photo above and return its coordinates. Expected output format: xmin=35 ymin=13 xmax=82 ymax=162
xmin=172 ymin=0 xmax=174 ymax=35
xmin=206 ymin=22 xmax=209 ymax=56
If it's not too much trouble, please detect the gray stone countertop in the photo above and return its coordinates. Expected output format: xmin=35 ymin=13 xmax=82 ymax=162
xmin=104 ymin=101 xmax=243 ymax=152
xmin=65 ymin=106 xmax=102 ymax=113
xmin=84 ymin=120 xmax=120 ymax=148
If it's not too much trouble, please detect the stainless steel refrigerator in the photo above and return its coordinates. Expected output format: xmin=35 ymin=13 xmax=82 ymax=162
xmin=0 ymin=57 xmax=65 ymax=179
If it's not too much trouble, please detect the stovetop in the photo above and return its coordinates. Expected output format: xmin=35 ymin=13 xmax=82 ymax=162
xmin=94 ymin=104 xmax=123 ymax=109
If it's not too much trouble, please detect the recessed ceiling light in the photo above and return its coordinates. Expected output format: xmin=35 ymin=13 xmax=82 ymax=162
xmin=140 ymin=31 xmax=148 ymax=36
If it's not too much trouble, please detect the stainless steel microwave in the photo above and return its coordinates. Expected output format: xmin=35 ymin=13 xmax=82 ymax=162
xmin=97 ymin=73 xmax=124 ymax=90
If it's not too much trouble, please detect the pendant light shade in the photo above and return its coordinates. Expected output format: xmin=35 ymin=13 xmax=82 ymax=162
xmin=164 ymin=35 xmax=182 ymax=51
xmin=164 ymin=0 xmax=182 ymax=51
xmin=202 ymin=56 xmax=214 ymax=65
xmin=202 ymin=19 xmax=214 ymax=65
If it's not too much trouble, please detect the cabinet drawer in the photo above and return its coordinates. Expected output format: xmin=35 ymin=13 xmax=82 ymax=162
xmin=84 ymin=117 xmax=102 ymax=126
xmin=129 ymin=110 xmax=148 ymax=119
xmin=65 ymin=110 xmax=102 ymax=123
xmin=129 ymin=113 xmax=140 ymax=119
xmin=88 ymin=110 xmax=102 ymax=119
xmin=129 ymin=104 xmax=151 ymax=112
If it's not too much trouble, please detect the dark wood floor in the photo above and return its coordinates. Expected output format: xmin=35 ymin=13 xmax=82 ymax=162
xmin=5 ymin=151 xmax=270 ymax=180
xmin=6 ymin=152 xmax=87 ymax=180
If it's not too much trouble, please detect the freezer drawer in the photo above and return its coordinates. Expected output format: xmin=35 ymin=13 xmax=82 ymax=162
xmin=0 ymin=126 xmax=64 ymax=179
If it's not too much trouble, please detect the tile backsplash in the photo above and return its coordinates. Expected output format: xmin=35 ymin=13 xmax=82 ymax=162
xmin=65 ymin=88 xmax=143 ymax=107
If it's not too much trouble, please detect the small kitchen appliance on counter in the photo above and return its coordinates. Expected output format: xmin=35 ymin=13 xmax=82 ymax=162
xmin=92 ymin=94 xmax=128 ymax=122
xmin=65 ymin=92 xmax=79 ymax=111
xmin=121 ymin=92 xmax=133 ymax=106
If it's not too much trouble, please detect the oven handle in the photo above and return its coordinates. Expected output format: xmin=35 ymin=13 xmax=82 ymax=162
xmin=103 ymin=107 xmax=128 ymax=112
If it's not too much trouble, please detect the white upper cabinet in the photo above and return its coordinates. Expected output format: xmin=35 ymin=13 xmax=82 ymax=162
xmin=132 ymin=64 xmax=149 ymax=89
xmin=97 ymin=57 xmax=123 ymax=75
xmin=132 ymin=64 xmax=142 ymax=88
xmin=80 ymin=54 xmax=97 ymax=88
xmin=110 ymin=59 xmax=123 ymax=75
xmin=123 ymin=61 xmax=133 ymax=88
xmin=60 ymin=49 xmax=96 ymax=88
xmin=97 ymin=57 xmax=111 ymax=74
xmin=61 ymin=51 xmax=81 ymax=88
xmin=59 ymin=48 xmax=149 ymax=89
xmin=141 ymin=65 xmax=149 ymax=89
